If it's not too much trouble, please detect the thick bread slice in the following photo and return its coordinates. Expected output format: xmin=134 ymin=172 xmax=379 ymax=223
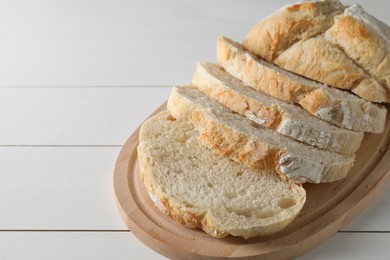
xmin=138 ymin=111 xmax=306 ymax=239
xmin=217 ymin=36 xmax=387 ymax=133
xmin=167 ymin=85 xmax=355 ymax=183
xmin=324 ymin=5 xmax=390 ymax=102
xmin=243 ymin=0 xmax=345 ymax=61
xmin=274 ymin=36 xmax=386 ymax=103
xmin=192 ymin=62 xmax=364 ymax=154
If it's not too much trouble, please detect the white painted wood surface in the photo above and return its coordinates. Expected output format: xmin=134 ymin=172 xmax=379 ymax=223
xmin=0 ymin=87 xmax=170 ymax=145
xmin=1 ymin=0 xmax=389 ymax=259
xmin=0 ymin=0 xmax=388 ymax=87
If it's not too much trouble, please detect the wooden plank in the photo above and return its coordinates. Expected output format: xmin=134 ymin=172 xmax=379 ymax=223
xmin=0 ymin=232 xmax=388 ymax=260
xmin=0 ymin=232 xmax=166 ymax=260
xmin=0 ymin=87 xmax=170 ymax=145
xmin=297 ymin=233 xmax=390 ymax=260
xmin=0 ymin=147 xmax=127 ymax=230
xmin=0 ymin=0 xmax=387 ymax=86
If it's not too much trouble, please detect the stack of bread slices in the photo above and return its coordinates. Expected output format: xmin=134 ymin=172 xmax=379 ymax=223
xmin=137 ymin=0 xmax=388 ymax=239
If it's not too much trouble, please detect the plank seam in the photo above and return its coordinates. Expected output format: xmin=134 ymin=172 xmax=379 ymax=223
xmin=0 ymin=145 xmax=122 ymax=147
xmin=0 ymin=230 xmax=388 ymax=234
xmin=0 ymin=85 xmax=171 ymax=89
xmin=0 ymin=230 xmax=130 ymax=232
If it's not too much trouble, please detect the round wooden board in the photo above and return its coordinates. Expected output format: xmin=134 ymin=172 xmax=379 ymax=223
xmin=114 ymin=103 xmax=390 ymax=259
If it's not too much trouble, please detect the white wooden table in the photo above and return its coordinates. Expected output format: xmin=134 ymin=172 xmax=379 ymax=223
xmin=1 ymin=0 xmax=389 ymax=259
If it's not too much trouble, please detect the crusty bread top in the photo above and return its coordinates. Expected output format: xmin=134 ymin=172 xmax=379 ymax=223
xmin=243 ymin=1 xmax=390 ymax=103
xmin=324 ymin=4 xmax=390 ymax=102
xmin=243 ymin=0 xmax=344 ymax=61
xmin=192 ymin=62 xmax=364 ymax=154
xmin=273 ymin=35 xmax=387 ymax=103
xmin=138 ymin=111 xmax=306 ymax=239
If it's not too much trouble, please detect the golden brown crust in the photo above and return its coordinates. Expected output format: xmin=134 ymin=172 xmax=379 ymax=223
xmin=219 ymin=37 xmax=333 ymax=114
xmin=274 ymin=36 xmax=387 ymax=102
xmin=192 ymin=110 xmax=280 ymax=170
xmin=141 ymin=168 xmax=229 ymax=238
xmin=244 ymin=2 xmax=390 ymax=103
xmin=324 ymin=8 xmax=390 ymax=103
xmin=243 ymin=57 xmax=313 ymax=104
xmin=299 ymin=88 xmax=333 ymax=114
xmin=274 ymin=37 xmax=365 ymax=91
xmin=287 ymin=2 xmax=316 ymax=12
xmin=243 ymin=1 xmax=344 ymax=61
xmin=243 ymin=16 xmax=315 ymax=61
xmin=336 ymin=15 xmax=370 ymax=39
xmin=192 ymin=68 xmax=284 ymax=129
xmin=247 ymin=103 xmax=283 ymax=129
xmin=352 ymin=79 xmax=388 ymax=102
xmin=274 ymin=150 xmax=292 ymax=182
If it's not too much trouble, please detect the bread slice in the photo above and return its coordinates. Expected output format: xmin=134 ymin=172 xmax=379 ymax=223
xmin=324 ymin=4 xmax=390 ymax=102
xmin=192 ymin=62 xmax=364 ymax=154
xmin=243 ymin=0 xmax=345 ymax=61
xmin=138 ymin=111 xmax=306 ymax=239
xmin=167 ymin=85 xmax=355 ymax=183
xmin=217 ymin=36 xmax=387 ymax=133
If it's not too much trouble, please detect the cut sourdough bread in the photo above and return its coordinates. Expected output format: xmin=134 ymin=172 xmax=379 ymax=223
xmin=167 ymin=85 xmax=355 ymax=183
xmin=243 ymin=1 xmax=390 ymax=103
xmin=192 ymin=62 xmax=364 ymax=154
xmin=217 ymin=36 xmax=387 ymax=133
xmin=138 ymin=111 xmax=306 ymax=239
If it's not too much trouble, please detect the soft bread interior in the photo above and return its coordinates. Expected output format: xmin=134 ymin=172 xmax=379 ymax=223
xmin=138 ymin=111 xmax=306 ymax=239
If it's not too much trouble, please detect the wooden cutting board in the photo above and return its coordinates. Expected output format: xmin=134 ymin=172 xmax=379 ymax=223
xmin=113 ymin=103 xmax=390 ymax=259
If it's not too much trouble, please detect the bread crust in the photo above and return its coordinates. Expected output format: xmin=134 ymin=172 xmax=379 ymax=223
xmin=243 ymin=2 xmax=390 ymax=103
xmin=140 ymin=169 xmax=230 ymax=238
xmin=193 ymin=110 xmax=280 ymax=170
xmin=243 ymin=0 xmax=344 ymax=61
xmin=219 ymin=36 xmax=313 ymax=105
xmin=192 ymin=63 xmax=284 ymax=129
xmin=274 ymin=36 xmax=387 ymax=103
xmin=324 ymin=6 xmax=390 ymax=102
xmin=275 ymin=36 xmax=364 ymax=90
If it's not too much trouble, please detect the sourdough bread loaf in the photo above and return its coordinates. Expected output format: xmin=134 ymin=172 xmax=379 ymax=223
xmin=138 ymin=111 xmax=306 ymax=239
xmin=192 ymin=62 xmax=364 ymax=154
xmin=217 ymin=36 xmax=387 ymax=133
xmin=167 ymin=85 xmax=356 ymax=183
xmin=324 ymin=4 xmax=390 ymax=102
xmin=243 ymin=1 xmax=390 ymax=103
xmin=243 ymin=0 xmax=345 ymax=61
